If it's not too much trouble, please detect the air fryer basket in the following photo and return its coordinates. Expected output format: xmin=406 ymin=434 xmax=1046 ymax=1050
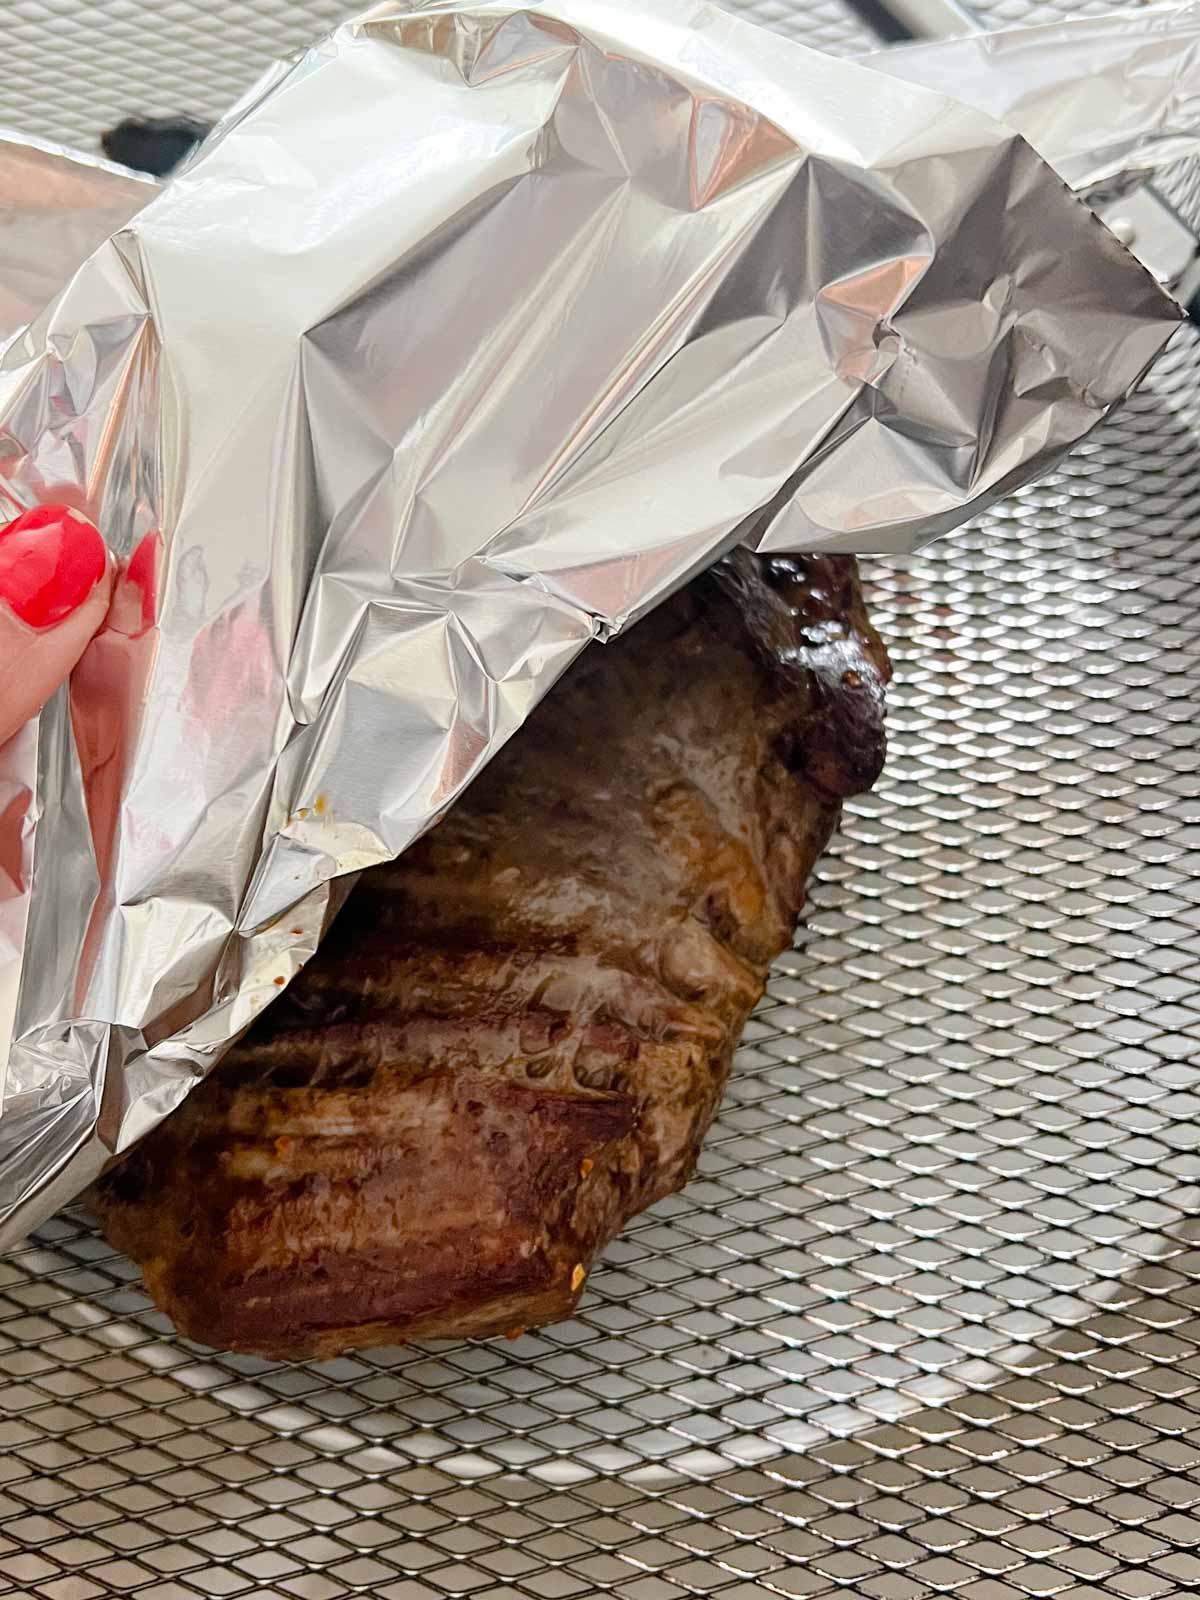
xmin=3 ymin=3 xmax=1199 ymax=1598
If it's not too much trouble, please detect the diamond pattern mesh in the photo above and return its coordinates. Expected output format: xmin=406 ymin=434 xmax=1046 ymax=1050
xmin=4 ymin=3 xmax=1200 ymax=1600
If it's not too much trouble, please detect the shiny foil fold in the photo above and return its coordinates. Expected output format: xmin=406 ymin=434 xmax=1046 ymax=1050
xmin=0 ymin=131 xmax=155 ymax=346
xmin=866 ymin=1 xmax=1200 ymax=195
xmin=0 ymin=0 xmax=1186 ymax=1245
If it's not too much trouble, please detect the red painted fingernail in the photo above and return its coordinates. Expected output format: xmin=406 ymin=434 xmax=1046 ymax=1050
xmin=107 ymin=530 xmax=162 ymax=637
xmin=126 ymin=530 xmax=161 ymax=632
xmin=0 ymin=505 xmax=107 ymax=629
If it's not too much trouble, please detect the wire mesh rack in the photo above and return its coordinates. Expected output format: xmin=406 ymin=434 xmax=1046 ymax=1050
xmin=3 ymin=2 xmax=1200 ymax=1598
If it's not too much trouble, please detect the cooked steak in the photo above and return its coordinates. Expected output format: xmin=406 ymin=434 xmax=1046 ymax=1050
xmin=92 ymin=550 xmax=888 ymax=1359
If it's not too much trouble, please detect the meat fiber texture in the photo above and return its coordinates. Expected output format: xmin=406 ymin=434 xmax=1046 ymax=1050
xmin=93 ymin=552 xmax=888 ymax=1359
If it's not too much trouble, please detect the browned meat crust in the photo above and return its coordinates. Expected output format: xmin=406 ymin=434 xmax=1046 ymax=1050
xmin=92 ymin=551 xmax=888 ymax=1359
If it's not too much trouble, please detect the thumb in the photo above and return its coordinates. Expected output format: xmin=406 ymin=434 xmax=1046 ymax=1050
xmin=0 ymin=507 xmax=113 ymax=748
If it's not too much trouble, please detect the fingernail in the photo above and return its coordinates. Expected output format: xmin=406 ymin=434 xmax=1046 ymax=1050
xmin=0 ymin=505 xmax=108 ymax=628
xmin=106 ymin=531 xmax=162 ymax=636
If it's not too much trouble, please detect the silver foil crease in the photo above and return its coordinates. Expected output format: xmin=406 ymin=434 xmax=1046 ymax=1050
xmin=0 ymin=0 xmax=1184 ymax=1245
xmin=0 ymin=132 xmax=155 ymax=347
xmin=866 ymin=1 xmax=1200 ymax=195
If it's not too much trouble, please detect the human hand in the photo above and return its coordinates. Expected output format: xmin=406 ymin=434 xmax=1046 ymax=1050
xmin=0 ymin=506 xmax=113 ymax=746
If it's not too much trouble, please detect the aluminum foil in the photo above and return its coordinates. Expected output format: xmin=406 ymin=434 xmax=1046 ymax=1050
xmin=865 ymin=1 xmax=1200 ymax=194
xmin=0 ymin=0 xmax=1184 ymax=1246
xmin=0 ymin=131 xmax=155 ymax=347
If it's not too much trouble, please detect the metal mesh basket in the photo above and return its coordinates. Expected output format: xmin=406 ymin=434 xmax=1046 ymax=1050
xmin=3 ymin=3 xmax=1200 ymax=1598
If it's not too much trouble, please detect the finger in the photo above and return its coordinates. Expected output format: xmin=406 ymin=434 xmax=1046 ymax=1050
xmin=0 ymin=507 xmax=113 ymax=747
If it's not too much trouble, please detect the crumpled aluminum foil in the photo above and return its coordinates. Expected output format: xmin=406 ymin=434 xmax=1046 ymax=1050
xmin=0 ymin=131 xmax=155 ymax=348
xmin=865 ymin=1 xmax=1200 ymax=196
xmin=0 ymin=0 xmax=1186 ymax=1247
